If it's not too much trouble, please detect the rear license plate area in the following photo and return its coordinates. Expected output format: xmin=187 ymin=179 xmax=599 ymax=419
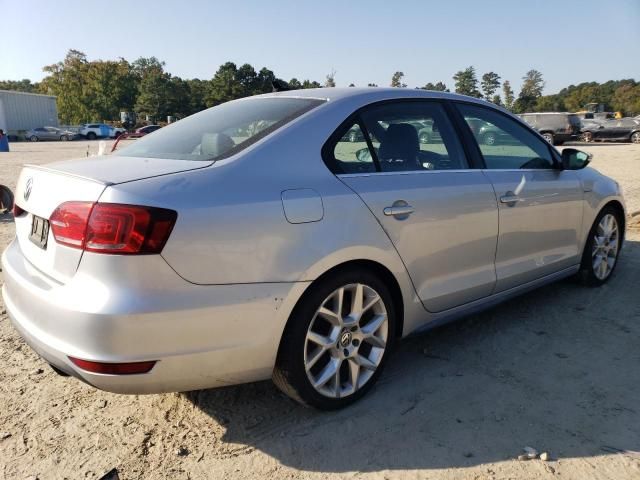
xmin=29 ymin=215 xmax=50 ymax=249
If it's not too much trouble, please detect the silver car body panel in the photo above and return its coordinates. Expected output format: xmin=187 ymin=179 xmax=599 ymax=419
xmin=2 ymin=88 xmax=626 ymax=394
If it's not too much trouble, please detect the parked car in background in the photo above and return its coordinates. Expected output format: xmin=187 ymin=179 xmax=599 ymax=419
xmin=519 ymin=112 xmax=581 ymax=145
xmin=580 ymin=117 xmax=640 ymax=143
xmin=133 ymin=125 xmax=162 ymax=137
xmin=25 ymin=127 xmax=78 ymax=142
xmin=3 ymin=88 xmax=626 ymax=410
xmin=79 ymin=123 xmax=126 ymax=140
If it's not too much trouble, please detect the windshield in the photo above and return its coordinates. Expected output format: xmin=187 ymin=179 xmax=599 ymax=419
xmin=115 ymin=97 xmax=325 ymax=161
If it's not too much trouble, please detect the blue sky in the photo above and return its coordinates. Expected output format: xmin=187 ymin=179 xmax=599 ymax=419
xmin=1 ymin=0 xmax=638 ymax=94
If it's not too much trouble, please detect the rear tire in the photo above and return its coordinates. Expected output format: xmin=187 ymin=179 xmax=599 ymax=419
xmin=60 ymin=135 xmax=68 ymax=141
xmin=582 ymin=131 xmax=593 ymax=142
xmin=578 ymin=205 xmax=623 ymax=287
xmin=30 ymin=135 xmax=38 ymax=142
xmin=631 ymin=131 xmax=640 ymax=144
xmin=86 ymin=132 xmax=97 ymax=140
xmin=273 ymin=268 xmax=397 ymax=410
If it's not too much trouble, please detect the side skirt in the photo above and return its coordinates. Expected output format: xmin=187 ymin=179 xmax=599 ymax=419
xmin=407 ymin=265 xmax=580 ymax=336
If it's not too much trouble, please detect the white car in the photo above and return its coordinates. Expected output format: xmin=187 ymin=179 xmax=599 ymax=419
xmin=79 ymin=123 xmax=125 ymax=140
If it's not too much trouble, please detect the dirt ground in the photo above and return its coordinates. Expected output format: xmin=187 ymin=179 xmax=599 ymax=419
xmin=1 ymin=140 xmax=639 ymax=480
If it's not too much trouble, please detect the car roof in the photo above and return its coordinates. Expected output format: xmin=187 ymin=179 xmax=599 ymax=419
xmin=260 ymin=87 xmax=501 ymax=108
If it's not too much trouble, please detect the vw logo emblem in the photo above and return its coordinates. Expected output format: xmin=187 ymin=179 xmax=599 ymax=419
xmin=24 ymin=177 xmax=33 ymax=202
xmin=340 ymin=331 xmax=352 ymax=347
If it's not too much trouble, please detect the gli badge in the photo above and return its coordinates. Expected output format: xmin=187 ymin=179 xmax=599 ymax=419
xmin=24 ymin=177 xmax=33 ymax=202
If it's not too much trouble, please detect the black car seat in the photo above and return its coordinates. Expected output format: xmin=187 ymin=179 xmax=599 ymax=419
xmin=378 ymin=123 xmax=420 ymax=170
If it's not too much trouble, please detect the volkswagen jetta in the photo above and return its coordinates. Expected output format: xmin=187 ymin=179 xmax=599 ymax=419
xmin=2 ymin=88 xmax=626 ymax=409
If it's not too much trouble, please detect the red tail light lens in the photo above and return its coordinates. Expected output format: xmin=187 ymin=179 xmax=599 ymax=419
xmin=13 ymin=203 xmax=25 ymax=217
xmin=50 ymin=202 xmax=177 ymax=254
xmin=69 ymin=356 xmax=156 ymax=375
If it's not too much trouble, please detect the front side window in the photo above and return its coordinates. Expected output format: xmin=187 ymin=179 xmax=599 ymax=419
xmin=361 ymin=102 xmax=467 ymax=172
xmin=115 ymin=97 xmax=324 ymax=161
xmin=457 ymin=104 xmax=555 ymax=170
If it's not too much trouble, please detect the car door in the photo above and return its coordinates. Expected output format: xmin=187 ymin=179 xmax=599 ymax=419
xmin=328 ymin=100 xmax=499 ymax=312
xmin=44 ymin=127 xmax=58 ymax=140
xmin=456 ymin=103 xmax=584 ymax=292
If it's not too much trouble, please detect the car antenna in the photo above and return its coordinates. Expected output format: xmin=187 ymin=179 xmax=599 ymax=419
xmin=272 ymin=80 xmax=292 ymax=92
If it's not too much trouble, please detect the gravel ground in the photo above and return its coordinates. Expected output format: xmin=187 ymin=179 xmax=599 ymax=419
xmin=1 ymin=140 xmax=639 ymax=480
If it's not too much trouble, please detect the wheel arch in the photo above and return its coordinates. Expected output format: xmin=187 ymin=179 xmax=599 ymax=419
xmin=602 ymin=199 xmax=626 ymax=244
xmin=279 ymin=259 xmax=406 ymax=353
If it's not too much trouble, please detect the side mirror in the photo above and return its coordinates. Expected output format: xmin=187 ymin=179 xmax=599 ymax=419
xmin=561 ymin=148 xmax=592 ymax=170
xmin=355 ymin=147 xmax=372 ymax=163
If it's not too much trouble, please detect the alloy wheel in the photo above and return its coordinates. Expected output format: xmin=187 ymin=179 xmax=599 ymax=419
xmin=591 ymin=213 xmax=619 ymax=280
xmin=632 ymin=132 xmax=640 ymax=144
xmin=304 ymin=283 xmax=388 ymax=398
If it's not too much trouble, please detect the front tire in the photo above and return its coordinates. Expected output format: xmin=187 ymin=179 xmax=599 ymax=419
xmin=483 ymin=132 xmax=497 ymax=146
xmin=578 ymin=206 xmax=623 ymax=286
xmin=30 ymin=135 xmax=38 ymax=142
xmin=273 ymin=268 xmax=397 ymax=410
xmin=541 ymin=132 xmax=554 ymax=144
xmin=86 ymin=132 xmax=97 ymax=140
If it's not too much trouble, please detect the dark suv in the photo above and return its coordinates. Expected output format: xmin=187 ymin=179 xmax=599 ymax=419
xmin=519 ymin=113 xmax=581 ymax=145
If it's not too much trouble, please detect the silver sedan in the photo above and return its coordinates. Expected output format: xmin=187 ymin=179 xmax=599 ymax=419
xmin=2 ymin=88 xmax=626 ymax=409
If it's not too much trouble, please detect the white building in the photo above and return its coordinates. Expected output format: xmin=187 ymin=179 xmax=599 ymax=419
xmin=0 ymin=90 xmax=58 ymax=136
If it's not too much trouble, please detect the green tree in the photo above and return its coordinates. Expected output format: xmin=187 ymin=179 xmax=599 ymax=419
xmin=288 ymin=78 xmax=302 ymax=89
xmin=535 ymin=94 xmax=565 ymax=112
xmin=491 ymin=94 xmax=503 ymax=106
xmin=391 ymin=71 xmax=406 ymax=88
xmin=612 ymin=83 xmax=640 ymax=115
xmin=420 ymin=81 xmax=448 ymax=92
xmin=0 ymin=79 xmax=39 ymax=93
xmin=302 ymin=79 xmax=322 ymax=88
xmin=502 ymin=80 xmax=515 ymax=111
xmin=85 ymin=59 xmax=137 ymax=121
xmin=206 ymin=62 xmax=241 ymax=106
xmin=481 ymin=72 xmax=501 ymax=100
xmin=453 ymin=66 xmax=481 ymax=97
xmin=40 ymin=49 xmax=92 ymax=124
xmin=186 ymin=78 xmax=209 ymax=114
xmin=514 ymin=70 xmax=545 ymax=112
xmin=134 ymin=57 xmax=174 ymax=120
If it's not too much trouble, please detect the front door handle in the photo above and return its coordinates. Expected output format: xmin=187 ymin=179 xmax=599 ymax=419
xmin=499 ymin=194 xmax=524 ymax=205
xmin=383 ymin=205 xmax=414 ymax=217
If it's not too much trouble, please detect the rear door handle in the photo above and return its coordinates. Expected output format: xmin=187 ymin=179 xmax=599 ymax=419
xmin=383 ymin=205 xmax=414 ymax=217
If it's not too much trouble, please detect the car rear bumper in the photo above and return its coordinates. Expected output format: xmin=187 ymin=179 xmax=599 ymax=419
xmin=1 ymin=238 xmax=308 ymax=393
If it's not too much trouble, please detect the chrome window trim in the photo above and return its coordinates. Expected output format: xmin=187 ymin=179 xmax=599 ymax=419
xmin=337 ymin=167 xmax=560 ymax=179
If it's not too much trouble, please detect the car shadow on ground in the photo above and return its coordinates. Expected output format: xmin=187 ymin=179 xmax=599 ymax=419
xmin=185 ymin=241 xmax=640 ymax=472
xmin=0 ymin=213 xmax=14 ymax=225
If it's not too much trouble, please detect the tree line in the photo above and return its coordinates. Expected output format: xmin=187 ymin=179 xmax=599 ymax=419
xmin=1 ymin=50 xmax=638 ymax=124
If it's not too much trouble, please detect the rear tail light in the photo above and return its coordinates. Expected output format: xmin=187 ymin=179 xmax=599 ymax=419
xmin=13 ymin=203 xmax=25 ymax=217
xmin=50 ymin=202 xmax=177 ymax=254
xmin=69 ymin=356 xmax=156 ymax=375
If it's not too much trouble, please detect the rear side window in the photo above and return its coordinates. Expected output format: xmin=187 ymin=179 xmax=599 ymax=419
xmin=325 ymin=101 xmax=468 ymax=174
xmin=457 ymin=104 xmax=555 ymax=170
xmin=116 ymin=97 xmax=325 ymax=161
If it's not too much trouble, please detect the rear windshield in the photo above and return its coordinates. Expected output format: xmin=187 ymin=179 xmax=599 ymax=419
xmin=115 ymin=97 xmax=325 ymax=161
